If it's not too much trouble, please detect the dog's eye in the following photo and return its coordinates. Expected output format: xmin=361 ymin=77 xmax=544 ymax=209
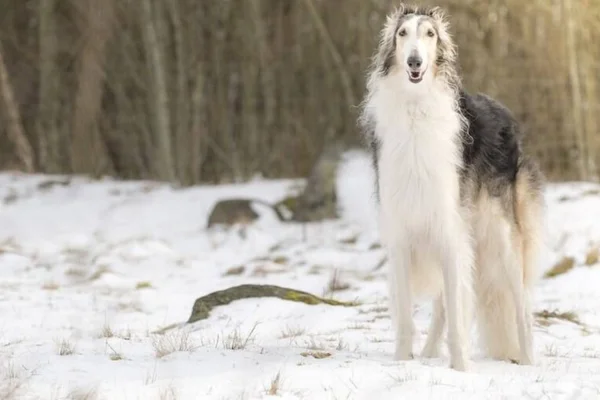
xmin=397 ymin=29 xmax=406 ymax=37
xmin=427 ymin=29 xmax=435 ymax=37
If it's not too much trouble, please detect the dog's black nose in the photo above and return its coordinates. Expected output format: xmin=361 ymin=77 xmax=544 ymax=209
xmin=407 ymin=56 xmax=422 ymax=70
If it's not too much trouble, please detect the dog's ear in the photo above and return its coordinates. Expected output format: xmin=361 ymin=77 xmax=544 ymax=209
xmin=398 ymin=4 xmax=419 ymax=17
xmin=427 ymin=6 xmax=446 ymax=21
xmin=391 ymin=4 xmax=409 ymax=20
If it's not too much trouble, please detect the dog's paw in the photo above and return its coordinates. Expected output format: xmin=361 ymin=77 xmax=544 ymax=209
xmin=394 ymin=350 xmax=414 ymax=361
xmin=394 ymin=347 xmax=414 ymax=361
xmin=394 ymin=337 xmax=414 ymax=361
xmin=449 ymin=357 xmax=472 ymax=372
xmin=421 ymin=344 xmax=441 ymax=359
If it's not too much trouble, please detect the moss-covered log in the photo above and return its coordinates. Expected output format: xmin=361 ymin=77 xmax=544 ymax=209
xmin=187 ymin=284 xmax=357 ymax=324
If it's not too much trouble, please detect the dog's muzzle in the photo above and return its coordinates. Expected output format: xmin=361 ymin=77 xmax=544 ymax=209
xmin=407 ymin=55 xmax=425 ymax=83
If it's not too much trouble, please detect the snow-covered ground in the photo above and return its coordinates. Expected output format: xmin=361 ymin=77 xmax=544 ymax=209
xmin=1 ymin=153 xmax=600 ymax=400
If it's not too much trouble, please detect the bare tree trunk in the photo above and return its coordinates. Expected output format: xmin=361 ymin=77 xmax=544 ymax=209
xmin=242 ymin=1 xmax=261 ymax=173
xmin=70 ymin=0 xmax=115 ymax=176
xmin=302 ymin=0 xmax=357 ymax=109
xmin=563 ymin=0 xmax=588 ymax=180
xmin=249 ymin=0 xmax=276 ymax=174
xmin=0 ymin=44 xmax=34 ymax=173
xmin=140 ymin=0 xmax=175 ymax=182
xmin=167 ymin=0 xmax=191 ymax=184
xmin=578 ymin=4 xmax=599 ymax=181
xmin=190 ymin=63 xmax=207 ymax=183
xmin=37 ymin=0 xmax=61 ymax=172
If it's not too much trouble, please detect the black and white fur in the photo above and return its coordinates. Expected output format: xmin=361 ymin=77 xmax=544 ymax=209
xmin=359 ymin=4 xmax=545 ymax=371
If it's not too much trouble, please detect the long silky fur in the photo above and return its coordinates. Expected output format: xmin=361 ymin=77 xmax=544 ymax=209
xmin=359 ymin=4 xmax=469 ymax=200
xmin=358 ymin=3 xmax=545 ymax=371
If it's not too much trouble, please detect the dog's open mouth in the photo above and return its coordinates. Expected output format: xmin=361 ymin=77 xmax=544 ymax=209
xmin=408 ymin=70 xmax=424 ymax=83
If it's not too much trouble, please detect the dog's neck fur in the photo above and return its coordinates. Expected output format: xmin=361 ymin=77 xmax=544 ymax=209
xmin=371 ymin=72 xmax=464 ymax=232
xmin=371 ymin=73 xmax=462 ymax=157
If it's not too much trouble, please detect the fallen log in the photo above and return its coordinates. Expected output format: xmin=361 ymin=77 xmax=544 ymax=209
xmin=187 ymin=284 xmax=358 ymax=324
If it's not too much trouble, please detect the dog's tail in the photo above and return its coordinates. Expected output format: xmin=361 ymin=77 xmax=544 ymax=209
xmin=514 ymin=157 xmax=546 ymax=289
xmin=476 ymin=158 xmax=545 ymax=362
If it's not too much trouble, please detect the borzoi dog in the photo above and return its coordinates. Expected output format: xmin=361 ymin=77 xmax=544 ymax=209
xmin=359 ymin=4 xmax=545 ymax=371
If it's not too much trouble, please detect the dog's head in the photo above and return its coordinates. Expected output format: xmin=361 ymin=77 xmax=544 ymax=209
xmin=375 ymin=5 xmax=457 ymax=86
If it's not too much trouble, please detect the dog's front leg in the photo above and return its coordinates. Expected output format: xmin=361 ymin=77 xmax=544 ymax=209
xmin=422 ymin=293 xmax=445 ymax=358
xmin=439 ymin=229 xmax=473 ymax=372
xmin=388 ymin=243 xmax=414 ymax=361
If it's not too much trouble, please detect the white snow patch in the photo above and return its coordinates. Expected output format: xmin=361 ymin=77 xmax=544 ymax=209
xmin=336 ymin=149 xmax=379 ymax=235
xmin=0 ymin=171 xmax=599 ymax=399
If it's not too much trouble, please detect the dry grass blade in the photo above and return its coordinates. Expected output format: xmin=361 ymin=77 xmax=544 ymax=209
xmin=325 ymin=269 xmax=351 ymax=295
xmin=223 ymin=265 xmax=245 ymax=276
xmin=544 ymin=256 xmax=576 ymax=278
xmin=279 ymin=325 xmax=306 ymax=339
xmin=300 ymin=351 xmax=332 ymax=359
xmin=135 ymin=281 xmax=152 ymax=289
xmin=221 ymin=323 xmax=259 ymax=350
xmin=0 ymin=361 xmax=28 ymax=400
xmin=535 ymin=309 xmax=582 ymax=327
xmin=159 ymin=384 xmax=178 ymax=400
xmin=585 ymin=247 xmax=599 ymax=266
xmin=152 ymin=330 xmax=196 ymax=358
xmin=267 ymin=372 xmax=282 ymax=395
xmin=56 ymin=338 xmax=76 ymax=356
xmin=105 ymin=341 xmax=124 ymax=361
xmin=101 ymin=323 xmax=114 ymax=338
xmin=66 ymin=386 xmax=99 ymax=400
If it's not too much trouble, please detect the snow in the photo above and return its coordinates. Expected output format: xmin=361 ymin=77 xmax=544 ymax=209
xmin=1 ymin=153 xmax=600 ymax=400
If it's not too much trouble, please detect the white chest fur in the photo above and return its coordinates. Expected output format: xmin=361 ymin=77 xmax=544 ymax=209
xmin=371 ymin=80 xmax=463 ymax=241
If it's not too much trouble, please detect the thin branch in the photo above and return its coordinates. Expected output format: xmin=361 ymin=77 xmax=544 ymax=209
xmin=301 ymin=0 xmax=357 ymax=109
xmin=0 ymin=44 xmax=34 ymax=172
